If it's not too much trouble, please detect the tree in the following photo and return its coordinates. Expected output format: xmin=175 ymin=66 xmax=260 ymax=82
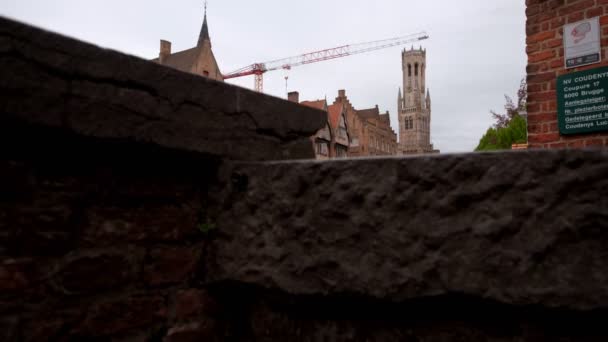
xmin=475 ymin=79 xmax=527 ymax=151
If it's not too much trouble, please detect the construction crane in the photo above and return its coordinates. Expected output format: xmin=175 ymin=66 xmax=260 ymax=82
xmin=223 ymin=31 xmax=429 ymax=93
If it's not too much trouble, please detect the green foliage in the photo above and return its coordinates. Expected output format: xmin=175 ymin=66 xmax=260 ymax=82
xmin=198 ymin=221 xmax=217 ymax=234
xmin=475 ymin=79 xmax=528 ymax=151
xmin=197 ymin=207 xmax=217 ymax=235
xmin=475 ymin=115 xmax=527 ymax=151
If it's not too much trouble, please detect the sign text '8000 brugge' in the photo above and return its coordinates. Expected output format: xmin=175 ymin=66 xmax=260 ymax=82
xmin=557 ymin=66 xmax=608 ymax=135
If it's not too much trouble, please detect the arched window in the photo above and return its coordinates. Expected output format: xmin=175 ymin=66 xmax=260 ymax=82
xmin=408 ymin=64 xmax=412 ymax=77
xmin=415 ymin=63 xmax=419 ymax=76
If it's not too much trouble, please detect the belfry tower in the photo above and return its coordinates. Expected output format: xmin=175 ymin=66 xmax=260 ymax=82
xmin=397 ymin=47 xmax=436 ymax=154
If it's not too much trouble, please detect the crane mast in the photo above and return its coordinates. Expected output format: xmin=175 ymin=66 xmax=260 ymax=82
xmin=223 ymin=32 xmax=429 ymax=93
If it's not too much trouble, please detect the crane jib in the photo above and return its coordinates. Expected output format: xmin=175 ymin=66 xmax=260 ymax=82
xmin=223 ymin=31 xmax=429 ymax=92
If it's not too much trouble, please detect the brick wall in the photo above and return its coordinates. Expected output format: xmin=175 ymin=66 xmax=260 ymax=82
xmin=527 ymin=0 xmax=608 ymax=148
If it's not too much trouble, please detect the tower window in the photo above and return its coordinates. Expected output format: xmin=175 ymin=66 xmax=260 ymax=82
xmin=415 ymin=63 xmax=419 ymax=76
xmin=408 ymin=64 xmax=412 ymax=77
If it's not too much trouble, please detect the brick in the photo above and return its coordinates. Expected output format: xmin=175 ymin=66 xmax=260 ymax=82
xmin=530 ymin=132 xmax=561 ymax=143
xmin=529 ymin=91 xmax=557 ymax=102
xmin=548 ymin=142 xmax=567 ymax=148
xmin=587 ymin=7 xmax=604 ymax=18
xmin=76 ymin=295 xmax=167 ymax=336
xmin=0 ymin=258 xmax=40 ymax=294
xmin=528 ymin=84 xmax=543 ymax=93
xmin=585 ymin=138 xmax=606 ymax=146
xmin=528 ymin=30 xmax=556 ymax=43
xmin=529 ymin=50 xmax=556 ymax=63
xmin=559 ymin=0 xmax=596 ymax=16
xmin=550 ymin=58 xmax=564 ymax=68
xmin=528 ymin=123 xmax=543 ymax=134
xmin=551 ymin=17 xmax=567 ymax=29
xmin=174 ymin=289 xmax=219 ymax=321
xmin=528 ymin=103 xmax=542 ymax=114
xmin=53 ymin=253 xmax=137 ymax=295
xmin=527 ymin=112 xmax=558 ymax=123
xmin=7 ymin=203 xmax=77 ymax=257
xmin=144 ymin=246 xmax=202 ymax=286
xmin=527 ymin=43 xmax=542 ymax=54
xmin=568 ymin=11 xmax=586 ymax=23
xmin=527 ymin=71 xmax=556 ymax=84
xmin=568 ymin=140 xmax=587 ymax=148
xmin=83 ymin=204 xmax=201 ymax=246
xmin=549 ymin=122 xmax=559 ymax=132
xmin=546 ymin=38 xmax=563 ymax=48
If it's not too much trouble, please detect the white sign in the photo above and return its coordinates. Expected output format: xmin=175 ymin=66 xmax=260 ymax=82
xmin=564 ymin=17 xmax=601 ymax=68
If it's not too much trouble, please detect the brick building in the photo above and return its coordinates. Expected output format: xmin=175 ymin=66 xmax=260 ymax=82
xmin=332 ymin=90 xmax=398 ymax=157
xmin=151 ymin=8 xmax=223 ymax=81
xmin=290 ymin=93 xmax=350 ymax=159
xmin=526 ymin=0 xmax=608 ymax=148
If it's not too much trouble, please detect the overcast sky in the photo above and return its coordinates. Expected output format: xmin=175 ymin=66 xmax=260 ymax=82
xmin=1 ymin=0 xmax=526 ymax=153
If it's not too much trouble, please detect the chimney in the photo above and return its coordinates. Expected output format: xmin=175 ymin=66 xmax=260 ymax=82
xmin=338 ymin=89 xmax=346 ymax=98
xmin=159 ymin=40 xmax=171 ymax=64
xmin=288 ymin=91 xmax=299 ymax=103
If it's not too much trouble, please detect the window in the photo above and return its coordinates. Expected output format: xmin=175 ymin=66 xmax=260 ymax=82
xmin=415 ymin=63 xmax=419 ymax=76
xmin=405 ymin=117 xmax=413 ymax=130
xmin=316 ymin=141 xmax=329 ymax=156
xmin=408 ymin=64 xmax=412 ymax=77
xmin=338 ymin=115 xmax=348 ymax=139
xmin=336 ymin=146 xmax=348 ymax=158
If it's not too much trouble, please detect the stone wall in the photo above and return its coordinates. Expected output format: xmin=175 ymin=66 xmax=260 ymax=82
xmin=0 ymin=16 xmax=325 ymax=162
xmin=2 ymin=16 xmax=608 ymax=341
xmin=526 ymin=0 xmax=608 ymax=148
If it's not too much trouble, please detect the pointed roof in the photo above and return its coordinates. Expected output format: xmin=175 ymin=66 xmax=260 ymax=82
xmin=151 ymin=47 xmax=199 ymax=70
xmin=357 ymin=106 xmax=380 ymax=120
xmin=301 ymin=99 xmax=327 ymax=111
xmin=198 ymin=3 xmax=210 ymax=46
xmin=327 ymin=103 xmax=344 ymax=129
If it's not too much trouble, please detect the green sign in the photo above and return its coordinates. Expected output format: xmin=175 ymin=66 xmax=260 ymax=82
xmin=557 ymin=66 xmax=608 ymax=135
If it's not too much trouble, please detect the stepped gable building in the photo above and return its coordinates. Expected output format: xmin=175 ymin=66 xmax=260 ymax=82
xmin=290 ymin=92 xmax=350 ymax=159
xmin=332 ymin=90 xmax=398 ymax=157
xmin=152 ymin=7 xmax=223 ymax=81
xmin=398 ymin=47 xmax=438 ymax=154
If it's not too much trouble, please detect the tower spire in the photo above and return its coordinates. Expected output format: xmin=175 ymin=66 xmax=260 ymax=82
xmin=198 ymin=1 xmax=210 ymax=46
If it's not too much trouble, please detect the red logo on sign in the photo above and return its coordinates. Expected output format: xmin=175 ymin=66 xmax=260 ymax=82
xmin=571 ymin=22 xmax=591 ymax=44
